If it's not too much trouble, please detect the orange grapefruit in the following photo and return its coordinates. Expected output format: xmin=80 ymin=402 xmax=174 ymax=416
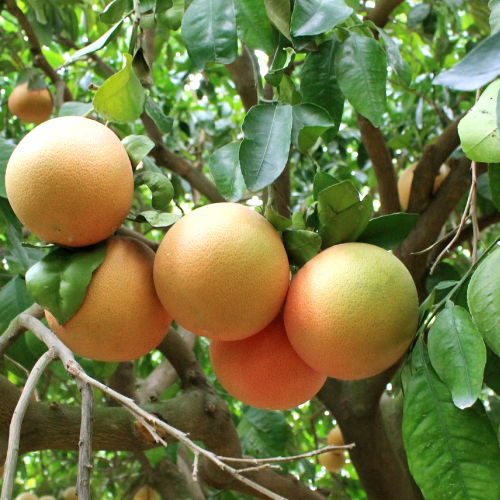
xmin=46 ymin=237 xmax=171 ymax=362
xmin=283 ymin=243 xmax=419 ymax=380
xmin=153 ymin=203 xmax=290 ymax=340
xmin=210 ymin=314 xmax=326 ymax=410
xmin=5 ymin=116 xmax=134 ymax=247
xmin=8 ymin=82 xmax=53 ymax=124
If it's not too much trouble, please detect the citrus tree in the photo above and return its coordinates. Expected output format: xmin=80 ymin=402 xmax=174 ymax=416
xmin=1 ymin=1 xmax=500 ymax=499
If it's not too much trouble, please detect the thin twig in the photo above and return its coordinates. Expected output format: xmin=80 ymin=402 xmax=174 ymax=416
xmin=411 ymin=216 xmax=470 ymax=255
xmin=1 ymin=349 xmax=56 ymax=500
xmin=192 ymin=452 xmax=200 ymax=482
xmin=76 ymin=379 xmax=94 ymax=500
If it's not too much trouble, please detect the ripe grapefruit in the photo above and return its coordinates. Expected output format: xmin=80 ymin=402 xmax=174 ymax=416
xmin=134 ymin=485 xmax=159 ymax=500
xmin=8 ymin=82 xmax=53 ymax=124
xmin=398 ymin=163 xmax=450 ymax=211
xmin=46 ymin=236 xmax=171 ymax=362
xmin=153 ymin=203 xmax=290 ymax=340
xmin=5 ymin=116 xmax=134 ymax=247
xmin=210 ymin=314 xmax=326 ymax=410
xmin=283 ymin=243 xmax=419 ymax=380
xmin=14 ymin=494 xmax=38 ymax=500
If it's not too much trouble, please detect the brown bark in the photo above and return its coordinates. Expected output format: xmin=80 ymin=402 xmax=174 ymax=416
xmin=367 ymin=0 xmax=406 ymax=27
xmin=225 ymin=45 xmax=259 ymax=112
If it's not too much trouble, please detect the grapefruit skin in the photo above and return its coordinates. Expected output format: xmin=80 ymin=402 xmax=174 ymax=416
xmin=153 ymin=203 xmax=290 ymax=341
xmin=46 ymin=237 xmax=171 ymax=362
xmin=210 ymin=314 xmax=327 ymax=410
xmin=5 ymin=116 xmax=134 ymax=247
xmin=398 ymin=163 xmax=450 ymax=211
xmin=8 ymin=82 xmax=53 ymax=124
xmin=283 ymin=243 xmax=419 ymax=380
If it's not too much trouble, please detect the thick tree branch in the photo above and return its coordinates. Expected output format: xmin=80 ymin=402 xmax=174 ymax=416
xmin=357 ymin=114 xmax=400 ymax=215
xmin=225 ymin=45 xmax=258 ymax=112
xmin=367 ymin=0 xmax=406 ymax=27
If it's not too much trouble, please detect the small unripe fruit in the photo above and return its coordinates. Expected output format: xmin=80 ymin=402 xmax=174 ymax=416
xmin=8 ymin=82 xmax=53 ymax=124
xmin=319 ymin=427 xmax=346 ymax=473
xmin=14 ymin=494 xmax=38 ymax=500
xmin=134 ymin=485 xmax=159 ymax=500
xmin=327 ymin=426 xmax=345 ymax=447
xmin=62 ymin=486 xmax=77 ymax=500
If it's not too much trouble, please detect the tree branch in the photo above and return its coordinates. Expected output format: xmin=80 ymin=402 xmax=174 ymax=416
xmin=367 ymin=0 xmax=406 ymax=28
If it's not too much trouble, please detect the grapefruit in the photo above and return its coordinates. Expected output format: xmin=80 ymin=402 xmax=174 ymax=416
xmin=8 ymin=82 xmax=53 ymax=124
xmin=210 ymin=314 xmax=326 ymax=410
xmin=153 ymin=203 xmax=290 ymax=340
xmin=62 ymin=487 xmax=77 ymax=500
xmin=283 ymin=242 xmax=419 ymax=380
xmin=134 ymin=485 xmax=160 ymax=500
xmin=14 ymin=494 xmax=38 ymax=500
xmin=319 ymin=427 xmax=347 ymax=472
xmin=45 ymin=236 xmax=171 ymax=362
xmin=39 ymin=497 xmax=57 ymax=500
xmin=5 ymin=116 xmax=134 ymax=247
xmin=398 ymin=163 xmax=450 ymax=211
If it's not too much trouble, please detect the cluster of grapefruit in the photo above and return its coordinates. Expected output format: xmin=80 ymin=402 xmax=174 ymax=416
xmin=5 ymin=113 xmax=419 ymax=413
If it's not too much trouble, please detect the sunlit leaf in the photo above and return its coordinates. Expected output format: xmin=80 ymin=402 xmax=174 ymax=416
xmin=264 ymin=206 xmax=292 ymax=230
xmin=264 ymin=0 xmax=291 ymax=40
xmin=209 ymin=142 xmax=246 ymax=202
xmin=122 ymin=135 xmax=155 ymax=169
xmin=290 ymin=0 xmax=352 ymax=37
xmin=377 ymin=28 xmax=412 ymax=86
xmin=282 ymin=229 xmax=321 ymax=266
xmin=134 ymin=171 xmax=174 ymax=210
xmin=130 ymin=211 xmax=181 ymax=227
xmin=58 ymin=102 xmax=94 ymax=117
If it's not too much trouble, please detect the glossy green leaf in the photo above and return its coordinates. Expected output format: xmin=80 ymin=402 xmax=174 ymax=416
xmin=144 ymin=97 xmax=173 ymax=134
xmin=357 ymin=213 xmax=419 ymax=249
xmin=291 ymin=103 xmax=335 ymax=152
xmin=209 ymin=142 xmax=246 ymax=202
xmin=0 ymin=198 xmax=31 ymax=272
xmin=234 ymin=0 xmax=277 ymax=55
xmin=301 ymin=40 xmax=344 ymax=138
xmin=313 ymin=170 xmax=340 ymax=201
xmin=239 ymin=104 xmax=293 ymax=192
xmin=93 ymin=53 xmax=147 ymax=124
xmin=335 ymin=34 xmax=387 ymax=127
xmin=67 ymin=20 xmax=123 ymax=63
xmin=278 ymin=75 xmax=302 ymax=105
xmin=317 ymin=180 xmax=360 ymax=226
xmin=264 ymin=206 xmax=292 ymax=230
xmin=264 ymin=0 xmax=291 ymax=40
xmin=306 ymin=201 xmax=319 ymax=228
xmin=407 ymin=4 xmax=431 ymax=29
xmin=458 ymin=79 xmax=500 ymax=163
xmin=163 ymin=0 xmax=183 ymax=29
xmin=290 ymin=0 xmax=352 ymax=37
xmin=433 ymin=30 xmax=500 ymax=90
xmin=130 ymin=211 xmax=181 ymax=227
xmin=291 ymin=211 xmax=306 ymax=230
xmin=403 ymin=339 xmax=500 ymax=500
xmin=468 ymin=247 xmax=500 ymax=357
xmin=319 ymin=194 xmax=372 ymax=249
xmin=490 ymin=0 xmax=500 ymax=34
xmin=419 ymin=288 xmax=436 ymax=326
xmin=122 ymin=135 xmax=155 ymax=169
xmin=282 ymin=229 xmax=321 ymax=266
xmin=58 ymin=102 xmax=94 ymax=117
xmin=0 ymin=276 xmax=34 ymax=334
xmin=181 ymin=0 xmax=238 ymax=71
xmin=25 ymin=243 xmax=107 ymax=325
xmin=134 ymin=171 xmax=174 ymax=210
xmin=264 ymin=43 xmax=295 ymax=86
xmin=377 ymin=28 xmax=412 ymax=87
xmin=428 ymin=305 xmax=486 ymax=409
xmin=99 ymin=0 xmax=128 ymax=24
xmin=488 ymin=163 xmax=500 ymax=211
xmin=0 ymin=138 xmax=15 ymax=198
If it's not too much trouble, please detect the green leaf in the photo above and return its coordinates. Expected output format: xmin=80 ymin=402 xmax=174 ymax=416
xmin=407 ymin=4 xmax=431 ymax=29
xmin=264 ymin=43 xmax=295 ymax=87
xmin=490 ymin=0 xmax=500 ymax=34
xmin=264 ymin=206 xmax=292 ymax=230
xmin=0 ymin=198 xmax=31 ymax=272
xmin=433 ymin=30 xmax=500 ymax=90
xmin=93 ymin=53 xmax=147 ymax=124
xmin=403 ymin=339 xmax=500 ymax=500
xmin=335 ymin=34 xmax=387 ymax=127
xmin=0 ymin=138 xmax=16 ymax=198
xmin=25 ymin=243 xmax=107 ymax=325
xmin=134 ymin=172 xmax=174 ymax=210
xmin=313 ymin=170 xmax=340 ymax=201
xmin=278 ymin=75 xmax=302 ymax=105
xmin=290 ymin=0 xmax=352 ymax=37
xmin=377 ymin=28 xmax=412 ymax=87
xmin=419 ymin=288 xmax=435 ymax=326
xmin=58 ymin=102 xmax=94 ymax=117
xmin=356 ymin=213 xmax=419 ymax=250
xmin=209 ymin=142 xmax=246 ymax=202
xmin=234 ymin=0 xmax=277 ymax=55
xmin=291 ymin=211 xmax=306 ymax=230
xmin=319 ymin=194 xmax=373 ymax=249
xmin=317 ymin=180 xmax=360 ymax=226
xmin=488 ymin=163 xmax=500 ymax=211
xmin=291 ymin=103 xmax=335 ymax=152
xmin=239 ymin=104 xmax=293 ymax=192
xmin=99 ymin=0 xmax=128 ymax=24
xmin=282 ymin=229 xmax=321 ymax=266
xmin=301 ymin=39 xmax=344 ymax=138
xmin=122 ymin=135 xmax=155 ymax=169
xmin=428 ymin=305 xmax=486 ymax=409
xmin=264 ymin=0 xmax=291 ymax=40
xmin=145 ymin=97 xmax=174 ymax=134
xmin=130 ymin=211 xmax=181 ymax=227
xmin=484 ymin=347 xmax=500 ymax=394
xmin=468 ymin=248 xmax=500 ymax=357
xmin=458 ymin=79 xmax=500 ymax=163
xmin=67 ymin=20 xmax=124 ymax=63
xmin=0 ymin=276 xmax=34 ymax=334
xmin=181 ymin=0 xmax=238 ymax=71
xmin=163 ymin=0 xmax=183 ymax=29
